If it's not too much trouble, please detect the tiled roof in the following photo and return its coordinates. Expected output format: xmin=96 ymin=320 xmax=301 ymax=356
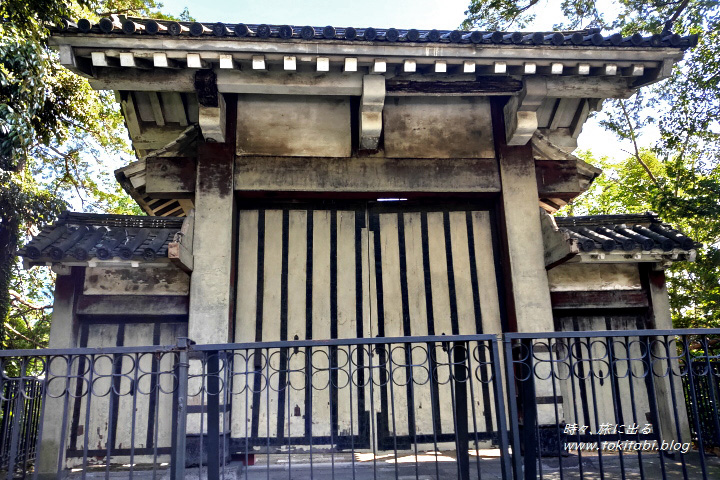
xmin=555 ymin=213 xmax=699 ymax=253
xmin=57 ymin=17 xmax=698 ymax=49
xmin=20 ymin=212 xmax=184 ymax=264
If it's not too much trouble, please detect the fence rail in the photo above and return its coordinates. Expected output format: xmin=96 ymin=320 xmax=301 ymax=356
xmin=0 ymin=328 xmax=719 ymax=479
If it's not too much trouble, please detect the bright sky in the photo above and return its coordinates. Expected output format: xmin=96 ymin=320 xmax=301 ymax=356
xmin=157 ymin=0 xmax=641 ymax=160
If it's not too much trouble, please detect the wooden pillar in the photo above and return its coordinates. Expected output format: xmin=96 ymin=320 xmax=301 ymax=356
xmin=644 ymin=265 xmax=691 ymax=443
xmin=491 ymin=98 xmax=554 ymax=333
xmin=187 ymin=141 xmax=235 ymax=344
xmin=37 ymin=267 xmax=83 ymax=479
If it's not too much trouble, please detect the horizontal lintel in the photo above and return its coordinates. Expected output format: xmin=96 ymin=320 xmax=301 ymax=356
xmin=234 ymin=156 xmax=501 ymax=193
xmin=76 ymin=294 xmax=189 ymax=316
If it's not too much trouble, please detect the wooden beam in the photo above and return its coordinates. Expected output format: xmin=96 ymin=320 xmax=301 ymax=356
xmin=344 ymin=57 xmax=358 ymax=72
xmin=153 ymin=52 xmax=175 ymax=68
xmin=178 ymin=199 xmax=194 ymax=216
xmin=215 ymin=70 xmax=363 ymax=96
xmin=199 ymin=93 xmax=226 ymax=142
xmin=58 ymin=44 xmax=93 ymax=77
xmin=359 ymin=75 xmax=385 ymax=151
xmin=386 ymin=75 xmax=522 ymax=96
xmin=535 ymin=159 xmax=593 ymax=196
xmin=548 ymin=98 xmax=577 ymax=130
xmin=91 ymin=52 xmax=118 ymax=67
xmin=168 ymin=241 xmax=193 ymax=273
xmin=160 ymin=92 xmax=188 ymax=126
xmin=148 ymin=92 xmax=165 ymax=126
xmin=219 ymin=54 xmax=236 ymax=69
xmin=403 ymin=59 xmax=416 ymax=73
xmin=284 ymin=56 xmax=297 ymax=71
xmin=316 ymin=57 xmax=330 ymax=72
xmin=120 ymin=92 xmax=142 ymax=139
xmin=168 ymin=209 xmax=194 ymax=272
xmin=89 ymin=68 xmax=195 ymax=92
xmin=234 ymin=156 xmax=501 ymax=193
xmin=146 ymin=157 xmax=197 ymax=195
xmin=252 ymin=55 xmax=266 ymax=70
xmin=130 ymin=125 xmax=188 ymax=150
xmin=76 ymin=294 xmax=189 ymax=316
xmin=186 ymin=53 xmax=207 ymax=69
xmin=570 ymin=99 xmax=590 ymax=138
xmin=550 ymin=290 xmax=649 ymax=310
xmin=541 ymin=211 xmax=578 ymax=268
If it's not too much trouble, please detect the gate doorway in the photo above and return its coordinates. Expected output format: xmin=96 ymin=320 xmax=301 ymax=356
xmin=231 ymin=199 xmax=506 ymax=450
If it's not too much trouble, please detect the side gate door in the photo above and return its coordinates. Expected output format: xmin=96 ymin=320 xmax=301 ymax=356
xmin=366 ymin=202 xmax=505 ymax=449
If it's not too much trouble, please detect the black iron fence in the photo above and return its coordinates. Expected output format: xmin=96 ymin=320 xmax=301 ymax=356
xmin=0 ymin=378 xmax=43 ymax=475
xmin=684 ymin=359 xmax=720 ymax=449
xmin=0 ymin=328 xmax=719 ymax=480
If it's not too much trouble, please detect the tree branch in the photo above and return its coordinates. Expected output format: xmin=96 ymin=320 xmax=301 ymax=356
xmin=4 ymin=323 xmax=45 ymax=348
xmin=669 ymin=0 xmax=690 ymax=24
xmin=618 ymin=100 xmax=662 ymax=188
xmin=9 ymin=290 xmax=52 ymax=311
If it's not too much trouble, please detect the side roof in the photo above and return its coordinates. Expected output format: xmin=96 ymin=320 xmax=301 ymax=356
xmin=57 ymin=17 xmax=697 ymax=49
xmin=544 ymin=212 xmax=699 ymax=267
xmin=19 ymin=212 xmax=185 ymax=267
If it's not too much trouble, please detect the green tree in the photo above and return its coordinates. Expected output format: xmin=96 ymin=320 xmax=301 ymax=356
xmin=0 ymin=0 xmax=190 ymax=348
xmin=463 ymin=1 xmax=720 ymax=328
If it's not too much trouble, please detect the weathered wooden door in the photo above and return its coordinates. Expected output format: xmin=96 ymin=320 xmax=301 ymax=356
xmin=231 ymin=200 xmax=504 ymax=450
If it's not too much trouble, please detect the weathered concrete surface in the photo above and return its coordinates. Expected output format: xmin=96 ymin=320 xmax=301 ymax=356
xmin=234 ymin=156 xmax=501 ymax=193
xmin=646 ymin=267 xmax=692 ymax=445
xmin=359 ymin=74 xmax=385 ymax=151
xmin=384 ymin=97 xmax=495 ymax=158
xmin=548 ymin=263 xmax=642 ymax=292
xmin=37 ymin=268 xmax=83 ymax=479
xmin=494 ymin=106 xmax=554 ymax=333
xmin=83 ymin=267 xmax=190 ymax=296
xmin=236 ymin=94 xmax=350 ymax=157
xmin=188 ymin=143 xmax=235 ymax=344
xmin=145 ymin=157 xmax=197 ymax=195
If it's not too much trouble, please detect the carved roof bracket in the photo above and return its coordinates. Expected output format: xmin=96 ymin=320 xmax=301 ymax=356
xmin=504 ymin=77 xmax=547 ymax=146
xmin=360 ymin=75 xmax=386 ymax=152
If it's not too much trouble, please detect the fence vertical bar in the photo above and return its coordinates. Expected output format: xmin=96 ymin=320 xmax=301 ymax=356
xmin=171 ymin=337 xmax=192 ymax=480
xmin=521 ymin=338 xmax=538 ymax=480
xmin=207 ymin=351 xmax=221 ymax=479
xmin=491 ymin=335 xmax=513 ymax=480
xmin=681 ymin=334 xmax=709 ymax=479
xmin=7 ymin=363 xmax=26 ymax=480
xmin=503 ymin=336 xmax=523 ymax=480
xmin=454 ymin=342 xmax=470 ymax=480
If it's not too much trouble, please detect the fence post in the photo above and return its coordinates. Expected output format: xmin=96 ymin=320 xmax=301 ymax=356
xmin=7 ymin=362 xmax=27 ymax=478
xmin=171 ymin=337 xmax=194 ymax=480
xmin=520 ymin=338 xmax=538 ymax=480
xmin=453 ymin=342 xmax=470 ymax=480
xmin=207 ymin=351 xmax=221 ymax=478
xmin=491 ymin=335 xmax=513 ymax=480
xmin=503 ymin=335 xmax=523 ymax=480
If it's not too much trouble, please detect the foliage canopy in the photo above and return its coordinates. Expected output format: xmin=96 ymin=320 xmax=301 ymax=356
xmin=0 ymin=0 xmax=190 ymax=349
